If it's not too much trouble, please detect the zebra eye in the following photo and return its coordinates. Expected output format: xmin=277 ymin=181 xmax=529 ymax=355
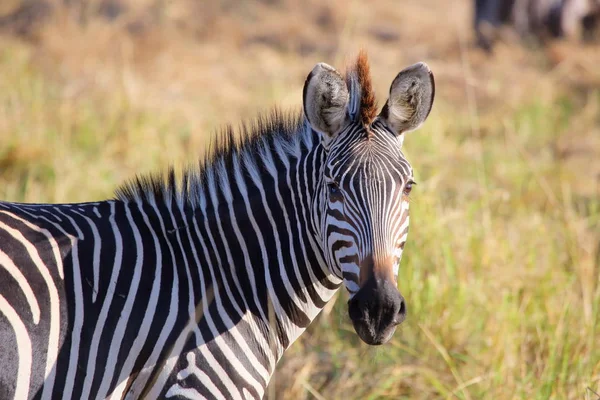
xmin=328 ymin=182 xmax=343 ymax=199
xmin=403 ymin=180 xmax=416 ymax=196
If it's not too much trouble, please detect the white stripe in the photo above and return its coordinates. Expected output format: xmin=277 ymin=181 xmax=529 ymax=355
xmin=57 ymin=210 xmax=85 ymax=400
xmin=121 ymin=202 xmax=181 ymax=399
xmin=165 ymin=385 xmax=203 ymax=399
xmin=0 ymin=294 xmax=32 ymax=400
xmin=273 ymin=143 xmax=320 ymax=317
xmin=0 ymin=220 xmax=62 ymax=399
xmin=166 ymin=353 xmax=224 ymax=399
xmin=185 ymin=187 xmax=252 ymax=398
xmin=231 ymin=157 xmax=278 ymax=370
xmin=142 ymin=191 xmax=248 ymax=397
xmin=39 ymin=208 xmax=62 ymax=222
xmin=289 ymin=146 xmax=337 ymax=302
xmin=139 ymin=184 xmax=240 ymax=400
xmin=71 ymin=211 xmax=102 ymax=303
xmin=137 ymin=202 xmax=246 ymax=398
xmin=0 ymin=249 xmax=40 ymax=323
xmin=0 ymin=210 xmax=64 ymax=279
xmin=114 ymin=203 xmax=174 ymax=398
xmin=175 ymin=215 xmax=241 ymax=396
xmin=250 ymin=147 xmax=307 ymax=324
xmin=190 ymin=168 xmax=264 ymax=394
xmin=206 ymin=159 xmax=271 ymax=380
xmin=82 ymin=202 xmax=125 ymax=399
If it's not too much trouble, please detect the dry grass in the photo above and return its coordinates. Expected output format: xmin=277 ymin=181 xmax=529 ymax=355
xmin=0 ymin=0 xmax=599 ymax=399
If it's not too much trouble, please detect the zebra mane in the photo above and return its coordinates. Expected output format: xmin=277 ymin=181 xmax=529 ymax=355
xmin=347 ymin=50 xmax=377 ymax=126
xmin=115 ymin=52 xmax=377 ymax=207
xmin=115 ymin=109 xmax=307 ymax=207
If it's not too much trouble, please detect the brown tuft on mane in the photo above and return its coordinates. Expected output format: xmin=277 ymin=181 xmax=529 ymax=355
xmin=355 ymin=50 xmax=377 ymax=126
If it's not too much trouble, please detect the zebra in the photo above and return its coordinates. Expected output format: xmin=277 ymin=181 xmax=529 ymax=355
xmin=474 ymin=0 xmax=600 ymax=51
xmin=0 ymin=52 xmax=435 ymax=400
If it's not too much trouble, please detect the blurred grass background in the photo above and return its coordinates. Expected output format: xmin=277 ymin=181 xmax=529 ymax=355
xmin=0 ymin=0 xmax=599 ymax=399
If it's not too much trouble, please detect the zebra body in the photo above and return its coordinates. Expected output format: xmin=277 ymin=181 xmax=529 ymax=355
xmin=0 ymin=53 xmax=434 ymax=399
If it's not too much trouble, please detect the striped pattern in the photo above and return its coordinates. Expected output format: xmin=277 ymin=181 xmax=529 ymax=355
xmin=0 ymin=55 xmax=431 ymax=399
xmin=323 ymin=120 xmax=412 ymax=296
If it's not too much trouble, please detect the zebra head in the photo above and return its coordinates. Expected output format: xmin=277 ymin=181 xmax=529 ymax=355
xmin=303 ymin=53 xmax=434 ymax=345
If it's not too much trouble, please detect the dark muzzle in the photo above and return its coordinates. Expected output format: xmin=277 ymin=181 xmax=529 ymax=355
xmin=347 ymin=276 xmax=406 ymax=345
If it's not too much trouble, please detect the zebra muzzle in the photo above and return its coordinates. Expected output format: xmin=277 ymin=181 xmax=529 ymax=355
xmin=347 ymin=276 xmax=406 ymax=345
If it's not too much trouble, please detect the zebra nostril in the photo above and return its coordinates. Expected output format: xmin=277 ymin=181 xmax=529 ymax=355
xmin=396 ymin=298 xmax=407 ymax=323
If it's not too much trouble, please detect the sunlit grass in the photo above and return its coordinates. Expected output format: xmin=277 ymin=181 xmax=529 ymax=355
xmin=0 ymin=43 xmax=202 ymax=203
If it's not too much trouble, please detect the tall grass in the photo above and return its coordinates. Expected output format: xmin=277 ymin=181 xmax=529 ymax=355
xmin=0 ymin=0 xmax=599 ymax=398
xmin=272 ymin=92 xmax=600 ymax=399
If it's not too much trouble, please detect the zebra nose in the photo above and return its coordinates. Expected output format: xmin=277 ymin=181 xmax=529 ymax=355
xmin=348 ymin=277 xmax=406 ymax=345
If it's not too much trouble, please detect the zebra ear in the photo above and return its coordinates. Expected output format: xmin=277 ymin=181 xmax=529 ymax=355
xmin=303 ymin=62 xmax=350 ymax=140
xmin=379 ymin=62 xmax=435 ymax=136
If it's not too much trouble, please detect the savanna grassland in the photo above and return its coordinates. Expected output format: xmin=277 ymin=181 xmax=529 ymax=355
xmin=0 ymin=0 xmax=599 ymax=398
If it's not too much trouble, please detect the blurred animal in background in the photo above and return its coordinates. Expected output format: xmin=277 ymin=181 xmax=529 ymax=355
xmin=474 ymin=0 xmax=600 ymax=51
xmin=0 ymin=0 xmax=129 ymax=39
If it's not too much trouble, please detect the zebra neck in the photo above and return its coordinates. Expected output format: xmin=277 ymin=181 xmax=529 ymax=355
xmin=105 ymin=120 xmax=343 ymax=394
xmin=182 ymin=126 xmax=341 ymax=374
